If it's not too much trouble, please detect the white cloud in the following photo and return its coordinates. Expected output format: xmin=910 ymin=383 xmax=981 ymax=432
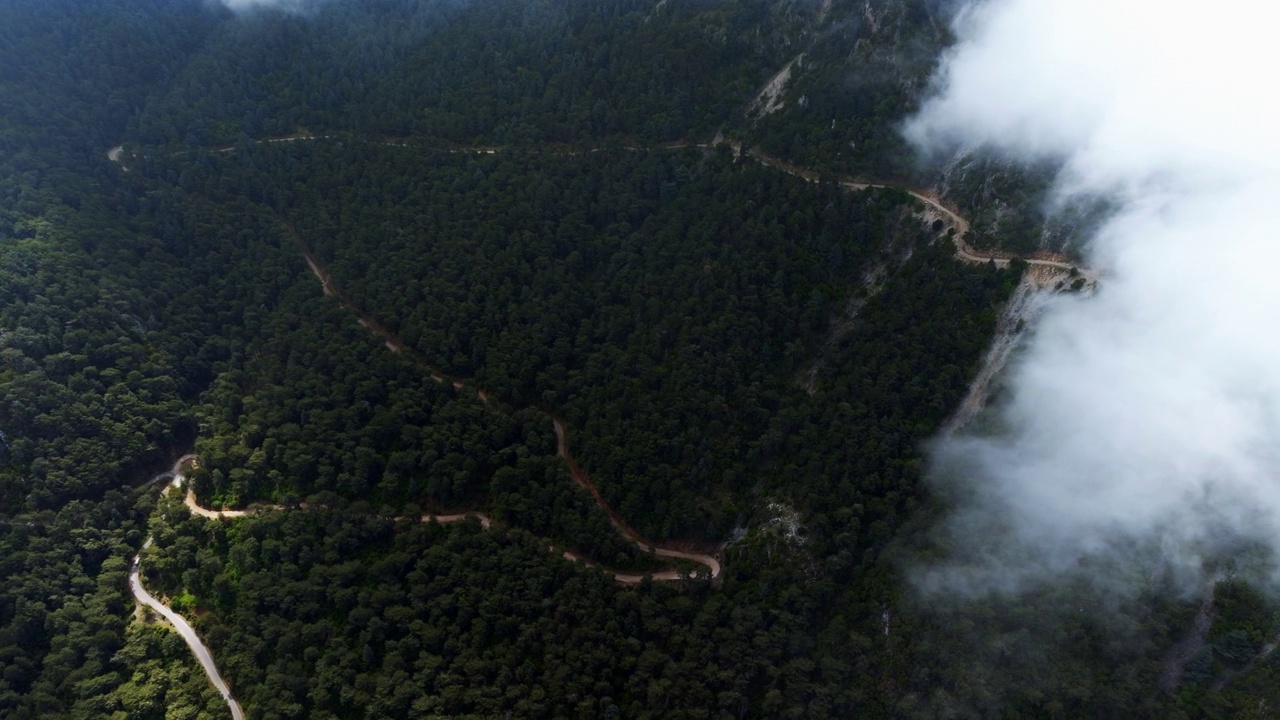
xmin=219 ymin=0 xmax=309 ymax=12
xmin=909 ymin=0 xmax=1280 ymax=594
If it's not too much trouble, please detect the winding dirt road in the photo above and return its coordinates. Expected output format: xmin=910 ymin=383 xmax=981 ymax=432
xmin=725 ymin=142 xmax=1099 ymax=431
xmin=552 ymin=420 xmax=721 ymax=580
xmin=267 ymin=139 xmax=1096 ymax=583
xmin=120 ymin=132 xmax=1093 ymax=711
xmin=286 ymin=224 xmax=721 ymax=582
xmin=132 ymin=455 xmax=505 ymax=720
xmin=175 ymin=445 xmax=715 ymax=583
xmin=730 ymin=144 xmax=1098 ymax=281
xmin=120 ymin=134 xmax=1091 ymax=589
xmin=178 ymin=472 xmax=494 ymax=529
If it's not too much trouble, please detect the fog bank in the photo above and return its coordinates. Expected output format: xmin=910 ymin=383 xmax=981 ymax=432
xmin=219 ymin=0 xmax=308 ymax=12
xmin=908 ymin=0 xmax=1280 ymax=595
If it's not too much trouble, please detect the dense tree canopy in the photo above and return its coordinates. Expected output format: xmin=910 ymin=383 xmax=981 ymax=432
xmin=1 ymin=0 xmax=1272 ymax=718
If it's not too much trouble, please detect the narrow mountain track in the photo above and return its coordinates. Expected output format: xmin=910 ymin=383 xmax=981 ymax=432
xmin=131 ymin=451 xmax=697 ymax=720
xmin=132 ymin=455 xmax=499 ymax=720
xmin=117 ymin=135 xmax=1086 ymax=585
xmin=119 ymin=133 xmax=1091 ymax=712
xmin=114 ymin=135 xmax=1095 ymax=581
xmin=285 ymin=223 xmax=722 ymax=581
xmin=730 ymin=143 xmax=1098 ymax=281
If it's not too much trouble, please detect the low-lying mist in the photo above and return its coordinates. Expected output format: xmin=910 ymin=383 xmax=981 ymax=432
xmin=908 ymin=0 xmax=1280 ymax=597
xmin=218 ymin=0 xmax=310 ymax=12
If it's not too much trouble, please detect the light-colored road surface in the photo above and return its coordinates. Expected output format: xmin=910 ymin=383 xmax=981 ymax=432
xmin=133 ymin=456 xmax=244 ymax=720
xmin=179 ymin=481 xmax=494 ymax=529
xmin=141 ymin=451 xmax=698 ymax=712
xmin=130 ymin=547 xmax=245 ymax=720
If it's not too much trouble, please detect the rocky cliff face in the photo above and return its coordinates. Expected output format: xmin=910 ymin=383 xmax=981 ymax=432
xmin=743 ymin=0 xmax=1097 ymax=258
xmin=740 ymin=1 xmax=951 ymax=174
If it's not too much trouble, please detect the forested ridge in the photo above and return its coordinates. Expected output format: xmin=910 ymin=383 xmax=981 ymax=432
xmin=3 ymin=0 xmax=1278 ymax=718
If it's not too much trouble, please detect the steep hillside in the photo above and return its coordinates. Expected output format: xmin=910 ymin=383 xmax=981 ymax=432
xmin=1 ymin=1 xmax=1259 ymax=718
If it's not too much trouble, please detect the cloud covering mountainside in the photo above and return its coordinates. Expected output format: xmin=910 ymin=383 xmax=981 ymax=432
xmin=910 ymin=0 xmax=1280 ymax=594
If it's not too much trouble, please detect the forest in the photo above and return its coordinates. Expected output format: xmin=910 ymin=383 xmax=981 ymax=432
xmin=2 ymin=0 xmax=1278 ymax=718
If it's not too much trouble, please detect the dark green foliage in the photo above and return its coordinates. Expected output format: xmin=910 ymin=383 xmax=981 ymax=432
xmin=747 ymin=0 xmax=953 ymax=179
xmin=1211 ymin=579 xmax=1272 ymax=653
xmin=202 ymin=140 xmax=957 ymax=544
xmin=0 ymin=0 xmax=219 ymax=157
xmin=0 ymin=492 xmax=225 ymax=719
xmin=0 ymin=0 xmax=226 ymax=511
xmin=127 ymin=135 xmax=1023 ymax=717
xmin=104 ymin=623 xmax=233 ymax=720
xmin=183 ymin=257 xmax=648 ymax=565
xmin=0 ymin=215 xmax=190 ymax=509
xmin=7 ymin=0 xmax=1266 ymax=718
xmin=133 ymin=0 xmax=787 ymax=147
xmin=141 ymin=499 xmax=880 ymax=720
